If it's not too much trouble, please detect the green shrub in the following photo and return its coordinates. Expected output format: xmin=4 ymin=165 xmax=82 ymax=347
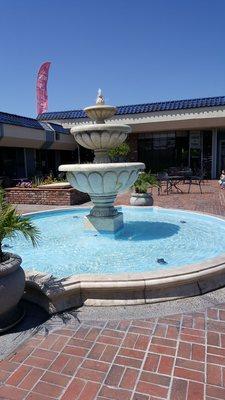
xmin=133 ymin=172 xmax=158 ymax=194
xmin=108 ymin=143 xmax=130 ymax=161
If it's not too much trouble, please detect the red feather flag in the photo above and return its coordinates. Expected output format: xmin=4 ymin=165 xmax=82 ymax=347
xmin=36 ymin=62 xmax=51 ymax=115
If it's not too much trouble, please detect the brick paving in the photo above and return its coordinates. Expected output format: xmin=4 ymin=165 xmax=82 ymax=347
xmin=2 ymin=309 xmax=225 ymax=399
xmin=1 ymin=180 xmax=225 ymax=399
xmin=116 ymin=180 xmax=225 ymax=217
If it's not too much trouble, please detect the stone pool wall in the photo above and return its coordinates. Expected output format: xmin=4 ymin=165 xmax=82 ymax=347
xmin=5 ymin=187 xmax=90 ymax=206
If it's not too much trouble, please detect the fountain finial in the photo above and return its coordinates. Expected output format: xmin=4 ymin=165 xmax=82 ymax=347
xmin=96 ymin=89 xmax=105 ymax=105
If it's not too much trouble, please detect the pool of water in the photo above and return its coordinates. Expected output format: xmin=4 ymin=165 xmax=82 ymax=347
xmin=4 ymin=207 xmax=225 ymax=278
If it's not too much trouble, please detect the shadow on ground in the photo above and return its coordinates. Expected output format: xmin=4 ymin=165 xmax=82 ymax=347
xmin=0 ymin=299 xmax=82 ymax=360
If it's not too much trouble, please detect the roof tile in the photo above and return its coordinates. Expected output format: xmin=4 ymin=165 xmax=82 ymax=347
xmin=37 ymin=95 xmax=225 ymax=121
xmin=0 ymin=111 xmax=69 ymax=133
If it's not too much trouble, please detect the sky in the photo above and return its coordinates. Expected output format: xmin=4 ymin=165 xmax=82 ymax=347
xmin=1 ymin=0 xmax=225 ymax=117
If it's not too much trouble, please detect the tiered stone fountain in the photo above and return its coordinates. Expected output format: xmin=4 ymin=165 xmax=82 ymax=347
xmin=59 ymin=90 xmax=145 ymax=233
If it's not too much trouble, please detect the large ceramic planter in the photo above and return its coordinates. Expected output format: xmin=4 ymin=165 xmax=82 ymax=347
xmin=0 ymin=253 xmax=25 ymax=332
xmin=130 ymin=192 xmax=153 ymax=206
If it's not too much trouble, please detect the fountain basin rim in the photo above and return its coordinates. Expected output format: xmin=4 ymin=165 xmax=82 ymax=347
xmin=71 ymin=124 xmax=132 ymax=134
xmin=22 ymin=206 xmax=225 ymax=311
xmin=84 ymin=104 xmax=117 ymax=116
xmin=84 ymin=104 xmax=116 ymax=111
xmin=59 ymin=162 xmax=145 ymax=172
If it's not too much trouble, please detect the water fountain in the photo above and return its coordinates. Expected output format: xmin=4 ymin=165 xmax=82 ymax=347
xmin=18 ymin=91 xmax=225 ymax=311
xmin=59 ymin=90 xmax=145 ymax=232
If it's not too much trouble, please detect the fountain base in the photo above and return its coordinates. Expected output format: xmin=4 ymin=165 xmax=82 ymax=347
xmin=84 ymin=212 xmax=124 ymax=233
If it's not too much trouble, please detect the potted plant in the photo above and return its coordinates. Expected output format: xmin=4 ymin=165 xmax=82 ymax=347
xmin=0 ymin=189 xmax=40 ymax=331
xmin=108 ymin=143 xmax=130 ymax=162
xmin=130 ymin=172 xmax=158 ymax=206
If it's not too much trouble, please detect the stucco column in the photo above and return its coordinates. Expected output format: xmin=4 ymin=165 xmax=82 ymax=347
xmin=0 ymin=123 xmax=4 ymax=140
xmin=211 ymin=129 xmax=217 ymax=179
xmin=23 ymin=148 xmax=28 ymax=178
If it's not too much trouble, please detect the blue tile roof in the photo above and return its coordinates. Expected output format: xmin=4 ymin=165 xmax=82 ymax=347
xmin=37 ymin=95 xmax=225 ymax=121
xmin=0 ymin=111 xmax=43 ymax=129
xmin=0 ymin=111 xmax=69 ymax=133
xmin=49 ymin=123 xmax=69 ymax=134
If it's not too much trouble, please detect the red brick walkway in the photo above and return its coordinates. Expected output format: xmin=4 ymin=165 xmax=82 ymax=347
xmin=116 ymin=180 xmax=225 ymax=217
xmin=1 ymin=180 xmax=225 ymax=400
xmin=1 ymin=308 xmax=225 ymax=400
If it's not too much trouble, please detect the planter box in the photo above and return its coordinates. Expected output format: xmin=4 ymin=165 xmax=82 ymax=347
xmin=5 ymin=186 xmax=90 ymax=206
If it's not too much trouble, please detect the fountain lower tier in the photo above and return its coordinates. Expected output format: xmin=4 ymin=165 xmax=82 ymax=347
xmin=59 ymin=162 xmax=145 ymax=232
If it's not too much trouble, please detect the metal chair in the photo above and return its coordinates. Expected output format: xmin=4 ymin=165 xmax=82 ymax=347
xmin=157 ymin=172 xmax=169 ymax=195
xmin=188 ymin=173 xmax=204 ymax=194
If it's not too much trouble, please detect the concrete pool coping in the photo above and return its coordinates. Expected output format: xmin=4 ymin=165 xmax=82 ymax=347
xmin=21 ymin=206 xmax=225 ymax=314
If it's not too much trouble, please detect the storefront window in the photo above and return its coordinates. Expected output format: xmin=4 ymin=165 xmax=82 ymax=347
xmin=0 ymin=147 xmax=25 ymax=178
xmin=138 ymin=131 xmax=189 ymax=172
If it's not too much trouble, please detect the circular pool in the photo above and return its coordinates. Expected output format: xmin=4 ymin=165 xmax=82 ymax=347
xmin=6 ymin=207 xmax=225 ymax=278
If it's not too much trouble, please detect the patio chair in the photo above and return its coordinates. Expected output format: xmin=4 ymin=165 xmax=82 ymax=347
xmin=157 ymin=172 xmax=170 ymax=195
xmin=188 ymin=173 xmax=204 ymax=194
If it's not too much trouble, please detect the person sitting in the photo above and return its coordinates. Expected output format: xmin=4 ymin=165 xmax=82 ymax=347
xmin=219 ymin=170 xmax=225 ymax=189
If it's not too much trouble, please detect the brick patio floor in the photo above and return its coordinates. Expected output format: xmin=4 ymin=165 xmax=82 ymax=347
xmin=116 ymin=179 xmax=225 ymax=217
xmin=1 ymin=180 xmax=225 ymax=400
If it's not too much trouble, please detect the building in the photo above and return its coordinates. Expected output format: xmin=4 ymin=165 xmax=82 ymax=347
xmin=2 ymin=95 xmax=225 ymax=182
xmin=38 ymin=95 xmax=225 ymax=179
xmin=0 ymin=111 xmax=77 ymax=182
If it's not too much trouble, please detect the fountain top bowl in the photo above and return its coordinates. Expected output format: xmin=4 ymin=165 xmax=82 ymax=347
xmin=84 ymin=104 xmax=117 ymax=122
xmin=84 ymin=89 xmax=118 ymax=122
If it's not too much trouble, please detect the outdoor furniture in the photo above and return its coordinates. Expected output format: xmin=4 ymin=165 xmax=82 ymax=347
xmin=157 ymin=173 xmax=185 ymax=195
xmin=157 ymin=172 xmax=170 ymax=195
xmin=188 ymin=175 xmax=203 ymax=194
xmin=167 ymin=175 xmax=184 ymax=193
xmin=157 ymin=167 xmax=204 ymax=195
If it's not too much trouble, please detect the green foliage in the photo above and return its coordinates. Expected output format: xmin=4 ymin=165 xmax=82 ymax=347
xmin=133 ymin=172 xmax=158 ymax=194
xmin=31 ymin=173 xmax=66 ymax=187
xmin=32 ymin=176 xmax=43 ymax=187
xmin=108 ymin=143 xmax=130 ymax=160
xmin=42 ymin=173 xmax=66 ymax=185
xmin=0 ymin=189 xmax=40 ymax=262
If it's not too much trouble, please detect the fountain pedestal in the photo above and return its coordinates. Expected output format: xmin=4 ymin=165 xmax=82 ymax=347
xmin=85 ymin=193 xmax=123 ymax=232
xmin=59 ymin=90 xmax=145 ymax=233
xmin=85 ymin=213 xmax=123 ymax=233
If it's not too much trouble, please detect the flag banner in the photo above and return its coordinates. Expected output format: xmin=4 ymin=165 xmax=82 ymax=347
xmin=36 ymin=61 xmax=51 ymax=114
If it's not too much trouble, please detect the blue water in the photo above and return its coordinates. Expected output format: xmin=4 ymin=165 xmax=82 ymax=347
xmin=4 ymin=207 xmax=225 ymax=277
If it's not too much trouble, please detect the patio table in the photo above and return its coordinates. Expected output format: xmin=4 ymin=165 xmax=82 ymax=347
xmin=157 ymin=173 xmax=192 ymax=195
xmin=167 ymin=175 xmax=184 ymax=193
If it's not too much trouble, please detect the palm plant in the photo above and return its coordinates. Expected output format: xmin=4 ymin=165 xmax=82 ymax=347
xmin=0 ymin=189 xmax=40 ymax=263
